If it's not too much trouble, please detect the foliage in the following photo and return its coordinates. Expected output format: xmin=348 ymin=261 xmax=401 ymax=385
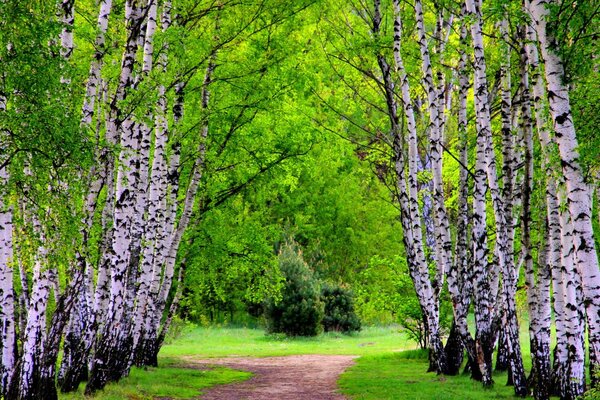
xmin=264 ymin=241 xmax=324 ymax=336
xmin=354 ymin=256 xmax=452 ymax=347
xmin=583 ymin=369 xmax=600 ymax=399
xmin=321 ymin=284 xmax=361 ymax=333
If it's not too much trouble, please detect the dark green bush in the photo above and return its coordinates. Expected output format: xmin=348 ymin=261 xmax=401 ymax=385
xmin=321 ymin=284 xmax=361 ymax=333
xmin=264 ymin=242 xmax=324 ymax=336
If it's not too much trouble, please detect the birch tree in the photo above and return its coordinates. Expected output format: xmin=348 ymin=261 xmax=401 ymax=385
xmin=528 ymin=0 xmax=600 ymax=385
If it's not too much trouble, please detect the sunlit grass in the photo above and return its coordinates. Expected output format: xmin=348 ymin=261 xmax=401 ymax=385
xmin=159 ymin=325 xmax=414 ymax=358
xmin=58 ymin=359 xmax=251 ymax=400
xmin=338 ymin=350 xmax=522 ymax=400
xmin=57 ymin=322 xmax=565 ymax=399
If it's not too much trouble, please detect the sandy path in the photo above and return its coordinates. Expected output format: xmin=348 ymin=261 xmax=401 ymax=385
xmin=182 ymin=354 xmax=357 ymax=400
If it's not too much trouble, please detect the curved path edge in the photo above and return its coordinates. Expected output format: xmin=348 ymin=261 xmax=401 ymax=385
xmin=181 ymin=354 xmax=358 ymax=400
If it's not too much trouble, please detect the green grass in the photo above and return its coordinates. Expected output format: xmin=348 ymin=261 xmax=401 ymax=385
xmin=160 ymin=325 xmax=414 ymax=358
xmin=58 ymin=359 xmax=251 ymax=400
xmin=57 ymin=326 xmax=411 ymax=399
xmin=58 ymin=324 xmax=555 ymax=399
xmin=338 ymin=350 xmax=521 ymax=400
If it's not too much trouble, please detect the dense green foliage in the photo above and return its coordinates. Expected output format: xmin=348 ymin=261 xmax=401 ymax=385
xmin=265 ymin=242 xmax=324 ymax=336
xmin=321 ymin=284 xmax=361 ymax=333
xmin=1 ymin=0 xmax=598 ymax=397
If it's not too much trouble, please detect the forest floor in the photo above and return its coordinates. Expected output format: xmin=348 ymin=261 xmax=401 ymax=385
xmin=181 ymin=354 xmax=356 ymax=399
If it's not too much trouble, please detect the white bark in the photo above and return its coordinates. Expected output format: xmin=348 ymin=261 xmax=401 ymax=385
xmin=524 ymin=18 xmax=569 ymax=396
xmin=81 ymin=0 xmax=113 ymax=128
xmin=142 ymin=0 xmax=157 ymax=74
xmin=448 ymin=20 xmax=476 ymax=374
xmin=17 ymin=215 xmax=50 ymax=397
xmin=464 ymin=0 xmax=495 ymax=386
xmin=132 ymin=1 xmax=172 ymax=359
xmin=0 ymin=166 xmax=15 ymax=394
xmin=59 ymin=0 xmax=74 ymax=85
xmin=557 ymin=188 xmax=585 ymax=397
xmin=465 ymin=0 xmax=526 ymax=392
xmin=387 ymin=0 xmax=446 ymax=372
xmin=529 ymin=0 xmax=600 ymax=380
xmin=414 ymin=0 xmax=452 ymax=292
xmin=87 ymin=1 xmax=148 ymax=392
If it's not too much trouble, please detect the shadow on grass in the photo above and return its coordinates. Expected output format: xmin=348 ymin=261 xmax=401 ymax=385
xmin=339 ymin=351 xmax=521 ymax=400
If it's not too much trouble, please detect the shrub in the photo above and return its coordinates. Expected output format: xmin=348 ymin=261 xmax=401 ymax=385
xmin=264 ymin=242 xmax=324 ymax=336
xmin=321 ymin=284 xmax=361 ymax=333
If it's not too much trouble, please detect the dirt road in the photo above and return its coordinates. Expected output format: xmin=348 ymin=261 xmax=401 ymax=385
xmin=182 ymin=354 xmax=357 ymax=400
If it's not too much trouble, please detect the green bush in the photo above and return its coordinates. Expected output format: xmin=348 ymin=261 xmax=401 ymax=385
xmin=264 ymin=242 xmax=324 ymax=336
xmin=321 ymin=284 xmax=361 ymax=333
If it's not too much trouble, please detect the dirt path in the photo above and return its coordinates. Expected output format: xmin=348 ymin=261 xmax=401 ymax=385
xmin=182 ymin=354 xmax=357 ymax=400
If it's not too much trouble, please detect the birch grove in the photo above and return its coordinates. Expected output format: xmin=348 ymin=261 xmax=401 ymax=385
xmin=0 ymin=0 xmax=598 ymax=398
xmin=324 ymin=0 xmax=598 ymax=397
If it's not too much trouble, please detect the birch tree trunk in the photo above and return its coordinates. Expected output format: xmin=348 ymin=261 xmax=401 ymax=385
xmin=384 ymin=0 xmax=446 ymax=373
xmin=528 ymin=0 xmax=600 ymax=384
xmin=494 ymin=17 xmax=514 ymax=375
xmin=414 ymin=0 xmax=452 ymax=303
xmin=131 ymin=1 xmax=172 ymax=367
xmin=464 ymin=0 xmax=526 ymax=392
xmin=139 ymin=56 xmax=215 ymax=367
xmin=447 ymin=19 xmax=478 ymax=380
xmin=12 ymin=214 xmax=50 ymax=400
xmin=519 ymin=27 xmax=551 ymax=400
xmin=86 ymin=0 xmax=148 ymax=393
xmin=463 ymin=0 xmax=495 ymax=386
xmin=557 ymin=190 xmax=585 ymax=398
xmin=0 ymin=165 xmax=15 ymax=397
xmin=81 ymin=0 xmax=113 ymax=128
xmin=64 ymin=5 xmax=115 ymax=377
xmin=137 ymin=80 xmax=184 ymax=367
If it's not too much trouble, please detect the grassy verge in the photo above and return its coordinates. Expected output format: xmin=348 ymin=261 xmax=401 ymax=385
xmin=58 ymin=359 xmax=251 ymax=400
xmin=338 ymin=350 xmax=520 ymax=400
xmin=58 ymin=326 xmax=410 ymax=399
xmin=160 ymin=325 xmax=414 ymax=358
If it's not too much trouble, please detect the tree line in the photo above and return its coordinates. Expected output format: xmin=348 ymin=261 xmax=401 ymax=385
xmin=0 ymin=0 xmax=598 ymax=399
xmin=318 ymin=0 xmax=598 ymax=398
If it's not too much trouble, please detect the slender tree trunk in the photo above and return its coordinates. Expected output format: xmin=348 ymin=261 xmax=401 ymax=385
xmin=464 ymin=0 xmax=495 ymax=386
xmin=465 ymin=0 xmax=527 ymax=392
xmin=137 ymin=79 xmax=183 ymax=367
xmin=495 ymin=17 xmax=513 ymax=375
xmin=139 ymin=55 xmax=216 ymax=368
xmin=518 ymin=26 xmax=551 ymax=400
xmin=414 ymin=0 xmax=452 ymax=305
xmin=0 ymin=166 xmax=15 ymax=397
xmin=385 ymin=0 xmax=446 ymax=374
xmin=13 ymin=215 xmax=51 ymax=400
xmin=132 ymin=1 xmax=172 ymax=367
xmin=528 ymin=0 xmax=600 ymax=385
xmin=86 ymin=1 xmax=148 ymax=393
xmin=447 ymin=19 xmax=475 ymax=379
xmin=557 ymin=189 xmax=585 ymax=398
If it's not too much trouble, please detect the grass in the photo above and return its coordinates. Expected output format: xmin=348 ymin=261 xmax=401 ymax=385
xmin=58 ymin=324 xmax=554 ymax=399
xmin=58 ymin=358 xmax=251 ymax=400
xmin=160 ymin=325 xmax=414 ymax=358
xmin=58 ymin=325 xmax=411 ymax=399
xmin=338 ymin=350 xmax=522 ymax=400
